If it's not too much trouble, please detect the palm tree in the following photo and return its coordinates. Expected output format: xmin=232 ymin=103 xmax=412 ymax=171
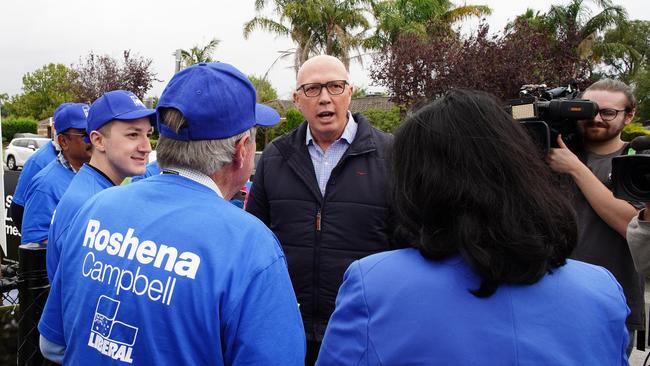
xmin=544 ymin=0 xmax=627 ymax=62
xmin=367 ymin=0 xmax=492 ymax=49
xmin=243 ymin=0 xmax=372 ymax=72
xmin=180 ymin=38 xmax=220 ymax=68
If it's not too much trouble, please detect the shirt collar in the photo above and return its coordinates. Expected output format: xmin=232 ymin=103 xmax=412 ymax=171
xmin=306 ymin=111 xmax=357 ymax=146
xmin=161 ymin=165 xmax=223 ymax=198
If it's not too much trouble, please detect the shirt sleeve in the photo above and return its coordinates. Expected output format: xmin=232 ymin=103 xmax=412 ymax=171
xmin=22 ymin=188 xmax=58 ymax=244
xmin=222 ymin=255 xmax=305 ymax=365
xmin=317 ymin=261 xmax=371 ymax=365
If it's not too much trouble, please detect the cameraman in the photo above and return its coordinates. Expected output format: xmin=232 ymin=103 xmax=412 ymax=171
xmin=628 ymin=204 xmax=650 ymax=276
xmin=546 ymin=78 xmax=644 ymax=354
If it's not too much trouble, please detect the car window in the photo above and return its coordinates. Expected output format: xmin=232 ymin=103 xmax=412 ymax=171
xmin=12 ymin=139 xmax=25 ymax=147
xmin=36 ymin=139 xmax=49 ymax=148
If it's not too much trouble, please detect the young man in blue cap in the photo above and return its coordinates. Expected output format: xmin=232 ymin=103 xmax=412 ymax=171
xmin=46 ymin=90 xmax=155 ymax=282
xmin=21 ymin=103 xmax=92 ymax=244
xmin=39 ymin=62 xmax=305 ymax=365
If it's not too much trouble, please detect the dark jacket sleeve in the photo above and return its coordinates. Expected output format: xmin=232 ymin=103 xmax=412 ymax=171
xmin=246 ymin=147 xmax=271 ymax=225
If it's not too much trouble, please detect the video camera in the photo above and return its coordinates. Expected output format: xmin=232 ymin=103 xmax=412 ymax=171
xmin=612 ymin=136 xmax=650 ymax=202
xmin=506 ymin=83 xmax=599 ymax=155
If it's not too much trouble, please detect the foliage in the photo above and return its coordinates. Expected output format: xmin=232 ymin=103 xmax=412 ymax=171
xmin=256 ymin=108 xmax=304 ymax=151
xmin=243 ymin=0 xmax=372 ymax=71
xmin=2 ymin=117 xmax=38 ymax=142
xmin=1 ymin=64 xmax=77 ymax=120
xmin=248 ymin=75 xmax=279 ymax=102
xmin=596 ymin=20 xmax=648 ymax=82
xmin=180 ymin=38 xmax=220 ymax=68
xmin=364 ymin=106 xmax=402 ymax=133
xmin=368 ymin=0 xmax=491 ymax=49
xmin=71 ymin=50 xmax=157 ymax=103
xmin=371 ymin=22 xmax=587 ymax=108
xmin=351 ymin=85 xmax=368 ymax=98
xmin=622 ymin=122 xmax=650 ymax=141
xmin=633 ymin=66 xmax=650 ymax=122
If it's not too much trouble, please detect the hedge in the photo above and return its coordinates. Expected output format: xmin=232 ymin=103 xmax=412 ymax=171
xmin=2 ymin=117 xmax=38 ymax=143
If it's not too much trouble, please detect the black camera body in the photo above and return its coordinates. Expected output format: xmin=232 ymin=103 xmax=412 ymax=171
xmin=612 ymin=136 xmax=650 ymax=202
xmin=506 ymin=83 xmax=599 ymax=155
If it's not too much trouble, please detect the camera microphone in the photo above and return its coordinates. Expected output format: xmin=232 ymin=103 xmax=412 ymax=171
xmin=630 ymin=136 xmax=650 ymax=152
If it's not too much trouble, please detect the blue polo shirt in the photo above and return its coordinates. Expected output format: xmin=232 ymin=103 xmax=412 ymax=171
xmin=130 ymin=161 xmax=160 ymax=182
xmin=47 ymin=164 xmax=114 ymax=282
xmin=22 ymin=160 xmax=75 ymax=244
xmin=12 ymin=140 xmax=57 ymax=206
xmin=39 ymin=173 xmax=305 ymax=365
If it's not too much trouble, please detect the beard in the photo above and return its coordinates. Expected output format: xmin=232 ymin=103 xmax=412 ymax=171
xmin=578 ymin=118 xmax=626 ymax=143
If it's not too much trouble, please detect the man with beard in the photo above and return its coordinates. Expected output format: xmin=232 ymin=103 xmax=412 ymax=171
xmin=547 ymin=78 xmax=644 ymax=355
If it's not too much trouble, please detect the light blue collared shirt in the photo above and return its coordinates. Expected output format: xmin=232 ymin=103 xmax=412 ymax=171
xmin=306 ymin=112 xmax=357 ymax=196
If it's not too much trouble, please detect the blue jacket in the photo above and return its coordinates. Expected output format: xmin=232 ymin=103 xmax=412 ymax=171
xmin=247 ymin=113 xmax=394 ymax=341
xmin=47 ymin=164 xmax=114 ymax=282
xmin=12 ymin=140 xmax=57 ymax=206
xmin=318 ymin=249 xmax=630 ymax=365
xmin=22 ymin=160 xmax=74 ymax=244
xmin=39 ymin=173 xmax=305 ymax=365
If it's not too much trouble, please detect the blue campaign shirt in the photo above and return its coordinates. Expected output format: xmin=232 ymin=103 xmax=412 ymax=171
xmin=317 ymin=249 xmax=630 ymax=365
xmin=130 ymin=161 xmax=160 ymax=182
xmin=39 ymin=173 xmax=305 ymax=365
xmin=22 ymin=160 xmax=75 ymax=244
xmin=12 ymin=140 xmax=57 ymax=206
xmin=47 ymin=164 xmax=114 ymax=282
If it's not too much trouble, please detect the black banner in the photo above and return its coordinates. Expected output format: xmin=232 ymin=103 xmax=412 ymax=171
xmin=3 ymin=171 xmax=21 ymax=262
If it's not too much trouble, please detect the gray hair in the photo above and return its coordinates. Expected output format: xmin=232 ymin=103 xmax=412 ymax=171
xmin=156 ymin=108 xmax=256 ymax=175
xmin=586 ymin=78 xmax=637 ymax=111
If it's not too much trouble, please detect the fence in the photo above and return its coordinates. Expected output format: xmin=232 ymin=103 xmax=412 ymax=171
xmin=1 ymin=244 xmax=51 ymax=366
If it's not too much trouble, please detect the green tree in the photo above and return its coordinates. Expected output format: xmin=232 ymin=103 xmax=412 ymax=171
xmin=544 ymin=0 xmax=628 ymax=68
xmin=3 ymin=64 xmax=77 ymax=120
xmin=596 ymin=20 xmax=648 ymax=83
xmin=243 ymin=0 xmax=371 ymax=71
xmin=180 ymin=38 xmax=220 ymax=68
xmin=368 ymin=0 xmax=491 ymax=49
xmin=633 ymin=65 xmax=650 ymax=122
xmin=248 ymin=75 xmax=279 ymax=102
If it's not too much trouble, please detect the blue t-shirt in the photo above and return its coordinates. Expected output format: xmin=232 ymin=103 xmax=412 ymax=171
xmin=12 ymin=140 xmax=57 ymax=206
xmin=47 ymin=164 xmax=114 ymax=282
xmin=317 ymin=249 xmax=629 ymax=365
xmin=22 ymin=160 xmax=75 ymax=244
xmin=39 ymin=173 xmax=305 ymax=365
xmin=130 ymin=161 xmax=160 ymax=182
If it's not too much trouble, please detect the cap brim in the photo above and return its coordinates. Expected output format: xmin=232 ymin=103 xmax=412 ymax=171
xmin=116 ymin=108 xmax=157 ymax=124
xmin=255 ymin=104 xmax=280 ymax=127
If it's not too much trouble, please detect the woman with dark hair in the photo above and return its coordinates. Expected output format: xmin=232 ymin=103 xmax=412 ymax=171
xmin=316 ymin=89 xmax=629 ymax=365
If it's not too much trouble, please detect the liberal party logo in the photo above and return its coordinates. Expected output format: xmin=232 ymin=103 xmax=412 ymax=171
xmin=129 ymin=95 xmax=146 ymax=108
xmin=82 ymin=105 xmax=90 ymax=118
xmin=88 ymin=295 xmax=138 ymax=363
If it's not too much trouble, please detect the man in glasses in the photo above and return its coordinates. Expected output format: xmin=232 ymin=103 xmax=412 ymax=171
xmin=21 ymin=103 xmax=92 ymax=244
xmin=547 ymin=78 xmax=644 ymax=355
xmin=247 ymin=54 xmax=394 ymax=364
xmin=46 ymin=90 xmax=155 ymax=282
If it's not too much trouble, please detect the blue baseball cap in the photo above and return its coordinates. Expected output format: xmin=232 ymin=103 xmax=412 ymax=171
xmin=53 ymin=103 xmax=89 ymax=134
xmin=86 ymin=90 xmax=156 ymax=141
xmin=156 ymin=62 xmax=280 ymax=141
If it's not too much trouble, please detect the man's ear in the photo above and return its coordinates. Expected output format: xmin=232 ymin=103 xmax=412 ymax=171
xmin=57 ymin=134 xmax=68 ymax=151
xmin=624 ymin=109 xmax=636 ymax=126
xmin=234 ymin=135 xmax=251 ymax=169
xmin=90 ymin=131 xmax=106 ymax=152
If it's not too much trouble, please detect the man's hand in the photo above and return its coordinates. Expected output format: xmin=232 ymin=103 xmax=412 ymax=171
xmin=546 ymin=135 xmax=585 ymax=176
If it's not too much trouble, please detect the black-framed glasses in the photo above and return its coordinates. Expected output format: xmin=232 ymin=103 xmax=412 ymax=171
xmin=62 ymin=132 xmax=88 ymax=139
xmin=297 ymin=80 xmax=349 ymax=97
xmin=597 ymin=108 xmax=628 ymax=122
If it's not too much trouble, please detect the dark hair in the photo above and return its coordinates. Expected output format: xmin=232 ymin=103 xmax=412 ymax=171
xmin=393 ymin=89 xmax=577 ymax=297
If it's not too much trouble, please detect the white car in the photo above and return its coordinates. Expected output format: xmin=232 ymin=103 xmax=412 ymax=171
xmin=4 ymin=137 xmax=51 ymax=170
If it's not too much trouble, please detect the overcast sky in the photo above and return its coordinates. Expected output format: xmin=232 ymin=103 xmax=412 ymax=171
xmin=1 ymin=0 xmax=648 ymax=101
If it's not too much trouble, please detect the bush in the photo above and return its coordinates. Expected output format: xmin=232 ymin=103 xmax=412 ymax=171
xmin=622 ymin=123 xmax=650 ymax=142
xmin=256 ymin=108 xmax=305 ymax=151
xmin=364 ymin=107 xmax=402 ymax=133
xmin=149 ymin=139 xmax=157 ymax=150
xmin=2 ymin=117 xmax=38 ymax=143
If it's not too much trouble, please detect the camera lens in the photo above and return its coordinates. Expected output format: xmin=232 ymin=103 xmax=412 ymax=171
xmin=629 ymin=162 xmax=650 ymax=192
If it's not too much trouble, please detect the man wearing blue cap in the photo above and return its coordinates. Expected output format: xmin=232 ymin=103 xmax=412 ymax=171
xmin=21 ymin=103 xmax=92 ymax=244
xmin=39 ymin=62 xmax=305 ymax=365
xmin=46 ymin=90 xmax=155 ymax=282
